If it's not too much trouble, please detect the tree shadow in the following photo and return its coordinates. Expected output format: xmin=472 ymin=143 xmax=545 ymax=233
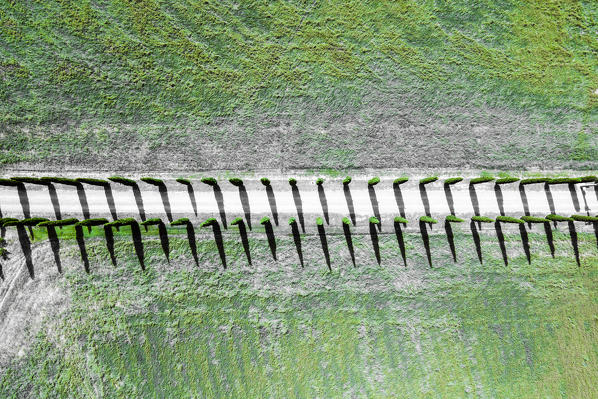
xmin=568 ymin=183 xmax=580 ymax=212
xmin=263 ymin=220 xmax=277 ymax=260
xmin=393 ymin=183 xmax=406 ymax=219
xmin=494 ymin=184 xmax=505 ymax=216
xmin=158 ymin=184 xmax=173 ymax=222
xmin=519 ymin=224 xmax=531 ymax=265
xmin=470 ymin=220 xmax=483 ymax=265
xmin=519 ymin=184 xmax=530 ymax=217
xmin=369 ymin=222 xmax=381 ymax=265
xmin=74 ymin=225 xmax=90 ymax=274
xmin=212 ymin=222 xmax=227 ymax=269
xmin=343 ymin=185 xmax=356 ymax=225
xmin=186 ymin=223 xmax=199 ymax=266
xmin=290 ymin=221 xmax=304 ymax=267
xmin=317 ymin=185 xmax=330 ymax=225
xmin=76 ymin=183 xmax=91 ymax=221
xmin=291 ymin=185 xmax=305 ymax=233
xmin=185 ymin=184 xmax=198 ymax=216
xmin=131 ymin=184 xmax=147 ymax=222
xmin=47 ymin=226 xmax=62 ymax=273
xmin=568 ymin=220 xmax=580 ymax=267
xmin=544 ymin=183 xmax=556 ymax=227
xmin=444 ymin=184 xmax=456 ymax=215
xmin=342 ymin=223 xmax=356 ymax=267
xmin=16 ymin=183 xmax=31 ymax=218
xmin=419 ymin=184 xmax=431 ymax=217
xmin=544 ymin=222 xmax=555 ymax=258
xmin=265 ymin=185 xmax=279 ymax=226
xmin=444 ymin=220 xmax=457 ymax=262
xmin=468 ymin=184 xmax=481 ymax=229
xmin=394 ymin=219 xmax=407 ymax=267
xmin=157 ymin=222 xmax=170 ymax=262
xmin=104 ymin=225 xmax=117 ymax=266
xmin=47 ymin=183 xmax=62 ymax=220
xmin=236 ymin=220 xmax=252 ymax=265
xmin=593 ymin=222 xmax=598 ymax=252
xmin=130 ymin=221 xmax=145 ymax=270
xmin=16 ymin=224 xmax=34 ymax=278
xmin=317 ymin=223 xmax=331 ymax=271
xmin=419 ymin=220 xmax=432 ymax=268
xmin=104 ymin=185 xmax=118 ymax=220
xmin=238 ymin=185 xmax=252 ymax=230
xmin=494 ymin=221 xmax=508 ymax=266
xmin=368 ymin=186 xmax=382 ymax=231
xmin=212 ymin=185 xmax=227 ymax=230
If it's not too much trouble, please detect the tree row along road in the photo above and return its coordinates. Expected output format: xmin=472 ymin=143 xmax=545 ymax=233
xmin=0 ymin=178 xmax=596 ymax=233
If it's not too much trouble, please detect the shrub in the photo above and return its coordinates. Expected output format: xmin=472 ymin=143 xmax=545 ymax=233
xmin=469 ymin=176 xmax=495 ymax=184
xmin=260 ymin=177 xmax=271 ymax=186
xmin=393 ymin=177 xmax=409 ymax=185
xmin=171 ymin=218 xmax=190 ymax=226
xmin=571 ymin=215 xmax=598 ymax=222
xmin=342 ymin=176 xmax=352 ymax=185
xmin=471 ymin=216 xmax=494 ymax=223
xmin=75 ymin=218 xmax=109 ymax=227
xmin=315 ymin=177 xmax=324 ymax=185
xmin=579 ymin=175 xmax=597 ymax=183
xmin=394 ymin=216 xmax=408 ymax=224
xmin=419 ymin=176 xmax=438 ymax=185
xmin=316 ymin=217 xmax=324 ymax=226
xmin=38 ymin=218 xmax=78 ymax=227
xmin=20 ymin=217 xmax=49 ymax=226
xmin=260 ymin=216 xmax=271 ymax=225
xmin=140 ymin=218 xmax=163 ymax=226
xmin=545 ymin=214 xmax=573 ymax=222
xmin=496 ymin=216 xmax=524 ymax=224
xmin=520 ymin=178 xmax=548 ymax=185
xmin=419 ymin=216 xmax=437 ymax=224
xmin=495 ymin=177 xmax=520 ymax=184
xmin=11 ymin=177 xmax=44 ymax=184
xmin=140 ymin=177 xmax=164 ymax=186
xmin=230 ymin=217 xmax=244 ymax=226
xmin=445 ymin=215 xmax=464 ymax=223
xmin=0 ymin=178 xmax=21 ymax=186
xmin=229 ymin=177 xmax=243 ymax=187
xmin=288 ymin=217 xmax=297 ymax=225
xmin=521 ymin=216 xmax=549 ymax=223
xmin=40 ymin=177 xmax=79 ymax=185
xmin=0 ymin=218 xmax=19 ymax=226
xmin=200 ymin=218 xmax=217 ymax=228
xmin=342 ymin=217 xmax=351 ymax=225
xmin=444 ymin=177 xmax=463 ymax=185
xmin=368 ymin=177 xmax=380 ymax=186
xmin=76 ymin=178 xmax=109 ymax=186
xmin=288 ymin=178 xmax=297 ymax=186
xmin=176 ymin=178 xmax=191 ymax=185
xmin=200 ymin=177 xmax=218 ymax=186
xmin=547 ymin=177 xmax=582 ymax=185
xmin=369 ymin=217 xmax=380 ymax=224
xmin=108 ymin=176 xmax=136 ymax=186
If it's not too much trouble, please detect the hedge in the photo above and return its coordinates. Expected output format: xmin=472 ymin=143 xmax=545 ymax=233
xmin=288 ymin=217 xmax=297 ymax=225
xmin=520 ymin=178 xmax=549 ymax=185
xmin=40 ymin=177 xmax=79 ymax=185
xmin=200 ymin=218 xmax=217 ymax=228
xmin=105 ymin=218 xmax=136 ymax=228
xmin=20 ymin=217 xmax=49 ymax=226
xmin=445 ymin=215 xmax=464 ymax=223
xmin=315 ymin=178 xmax=324 ymax=185
xmin=444 ymin=177 xmax=463 ymax=185
xmin=519 ymin=216 xmax=549 ymax=223
xmin=579 ymin=175 xmax=597 ymax=183
xmin=342 ymin=217 xmax=351 ymax=225
xmin=288 ymin=178 xmax=298 ymax=186
xmin=260 ymin=177 xmax=271 ymax=186
xmin=140 ymin=218 xmax=163 ymax=226
xmin=469 ymin=176 xmax=495 ymax=184
xmin=75 ymin=218 xmax=109 ymax=227
xmin=369 ymin=217 xmax=380 ymax=224
xmin=76 ymin=178 xmax=109 ymax=186
xmin=230 ymin=217 xmax=244 ymax=226
xmin=229 ymin=178 xmax=243 ymax=187
xmin=571 ymin=215 xmax=598 ymax=223
xmin=393 ymin=177 xmax=409 ymax=185
xmin=0 ymin=178 xmax=21 ymax=186
xmin=259 ymin=216 xmax=271 ymax=225
xmin=171 ymin=218 xmax=190 ymax=226
xmin=108 ymin=176 xmax=136 ymax=186
xmin=547 ymin=177 xmax=582 ymax=185
xmin=496 ymin=216 xmax=525 ymax=224
xmin=316 ymin=217 xmax=324 ymax=226
xmin=495 ymin=177 xmax=520 ymax=184
xmin=0 ymin=218 xmax=18 ymax=226
xmin=419 ymin=216 xmax=437 ymax=224
xmin=545 ymin=214 xmax=574 ymax=222
xmin=342 ymin=176 xmax=352 ymax=185
xmin=471 ymin=216 xmax=495 ymax=223
xmin=368 ymin=177 xmax=380 ymax=186
xmin=38 ymin=218 xmax=78 ymax=227
xmin=200 ymin=177 xmax=218 ymax=186
xmin=394 ymin=216 xmax=408 ymax=224
xmin=175 ymin=178 xmax=191 ymax=185
xmin=419 ymin=176 xmax=438 ymax=185
xmin=11 ymin=177 xmax=44 ymax=184
xmin=140 ymin=177 xmax=164 ymax=186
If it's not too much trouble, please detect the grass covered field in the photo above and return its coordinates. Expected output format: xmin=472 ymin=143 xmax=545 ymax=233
xmin=1 ymin=228 xmax=597 ymax=397
xmin=1 ymin=0 xmax=597 ymax=169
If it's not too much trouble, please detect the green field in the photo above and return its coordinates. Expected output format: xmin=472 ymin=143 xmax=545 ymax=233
xmin=1 ymin=229 xmax=597 ymax=398
xmin=1 ymin=0 xmax=597 ymax=169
